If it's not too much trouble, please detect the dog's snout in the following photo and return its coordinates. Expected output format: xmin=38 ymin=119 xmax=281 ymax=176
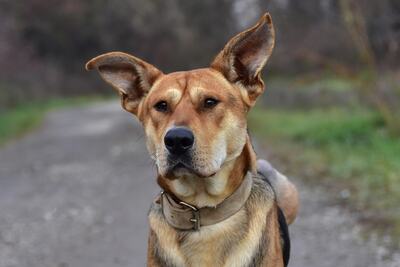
xmin=164 ymin=128 xmax=194 ymax=155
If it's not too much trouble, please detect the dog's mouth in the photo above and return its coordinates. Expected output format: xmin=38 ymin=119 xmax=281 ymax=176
xmin=172 ymin=162 xmax=188 ymax=171
xmin=165 ymin=159 xmax=216 ymax=179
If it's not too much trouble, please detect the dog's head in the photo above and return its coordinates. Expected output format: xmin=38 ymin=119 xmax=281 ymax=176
xmin=86 ymin=14 xmax=274 ymax=180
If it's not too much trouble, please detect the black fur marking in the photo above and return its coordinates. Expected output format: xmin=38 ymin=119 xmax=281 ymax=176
xmin=278 ymin=206 xmax=290 ymax=267
xmin=258 ymin=171 xmax=291 ymax=267
xmin=257 ymin=171 xmax=272 ymax=188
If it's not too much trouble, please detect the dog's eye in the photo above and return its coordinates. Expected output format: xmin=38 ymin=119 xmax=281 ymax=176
xmin=154 ymin=101 xmax=168 ymax=112
xmin=204 ymin=98 xmax=219 ymax=109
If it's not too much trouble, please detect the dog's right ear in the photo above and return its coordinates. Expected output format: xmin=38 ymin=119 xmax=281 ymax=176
xmin=86 ymin=52 xmax=163 ymax=115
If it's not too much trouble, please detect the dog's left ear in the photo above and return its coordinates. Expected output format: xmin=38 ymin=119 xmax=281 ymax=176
xmin=211 ymin=13 xmax=275 ymax=106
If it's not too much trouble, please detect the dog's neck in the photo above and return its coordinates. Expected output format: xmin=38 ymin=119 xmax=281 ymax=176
xmin=158 ymin=136 xmax=257 ymax=208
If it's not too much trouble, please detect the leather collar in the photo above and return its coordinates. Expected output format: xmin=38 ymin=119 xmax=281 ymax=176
xmin=159 ymin=172 xmax=253 ymax=231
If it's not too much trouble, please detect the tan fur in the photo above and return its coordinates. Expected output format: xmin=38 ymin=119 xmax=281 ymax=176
xmin=86 ymin=13 xmax=298 ymax=267
xmin=148 ymin=176 xmax=283 ymax=267
xmin=272 ymin=172 xmax=299 ymax=225
xmin=257 ymin=159 xmax=299 ymax=225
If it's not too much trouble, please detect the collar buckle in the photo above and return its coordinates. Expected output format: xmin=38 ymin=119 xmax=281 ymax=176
xmin=179 ymin=201 xmax=201 ymax=230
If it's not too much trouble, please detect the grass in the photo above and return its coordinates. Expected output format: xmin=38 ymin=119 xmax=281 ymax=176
xmin=266 ymin=72 xmax=359 ymax=92
xmin=0 ymin=96 xmax=107 ymax=145
xmin=249 ymin=107 xmax=400 ymax=242
xmin=266 ymin=74 xmax=357 ymax=92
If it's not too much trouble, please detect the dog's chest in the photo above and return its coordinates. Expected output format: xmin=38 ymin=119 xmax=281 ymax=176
xmin=149 ymin=195 xmax=273 ymax=267
xmin=179 ymin=211 xmax=249 ymax=266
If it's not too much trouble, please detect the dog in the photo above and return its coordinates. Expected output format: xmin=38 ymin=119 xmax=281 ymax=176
xmin=86 ymin=13 xmax=298 ymax=267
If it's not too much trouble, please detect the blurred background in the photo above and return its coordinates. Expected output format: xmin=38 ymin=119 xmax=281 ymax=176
xmin=0 ymin=0 xmax=399 ymax=266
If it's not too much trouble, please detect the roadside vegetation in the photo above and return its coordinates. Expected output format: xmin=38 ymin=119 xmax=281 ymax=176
xmin=250 ymin=75 xmax=400 ymax=248
xmin=0 ymin=96 xmax=107 ymax=145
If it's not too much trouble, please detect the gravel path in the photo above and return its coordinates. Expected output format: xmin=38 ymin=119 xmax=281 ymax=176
xmin=0 ymin=101 xmax=398 ymax=267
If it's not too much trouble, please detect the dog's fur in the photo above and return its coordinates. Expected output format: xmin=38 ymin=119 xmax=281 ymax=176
xmin=86 ymin=13 xmax=298 ymax=267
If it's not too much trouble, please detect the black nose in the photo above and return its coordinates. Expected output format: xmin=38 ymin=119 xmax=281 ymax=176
xmin=164 ymin=127 xmax=194 ymax=155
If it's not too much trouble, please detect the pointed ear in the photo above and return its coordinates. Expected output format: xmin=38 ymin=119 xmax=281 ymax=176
xmin=211 ymin=13 xmax=275 ymax=106
xmin=86 ymin=52 xmax=163 ymax=115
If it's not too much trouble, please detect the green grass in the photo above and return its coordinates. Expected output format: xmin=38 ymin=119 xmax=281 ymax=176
xmin=249 ymin=107 xmax=400 ymax=239
xmin=266 ymin=72 xmax=358 ymax=92
xmin=0 ymin=96 xmax=107 ymax=145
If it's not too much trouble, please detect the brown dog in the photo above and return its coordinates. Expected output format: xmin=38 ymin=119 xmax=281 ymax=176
xmin=86 ymin=13 xmax=298 ymax=267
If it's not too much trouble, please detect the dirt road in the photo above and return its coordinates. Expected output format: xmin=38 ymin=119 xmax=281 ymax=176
xmin=0 ymin=101 xmax=398 ymax=267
